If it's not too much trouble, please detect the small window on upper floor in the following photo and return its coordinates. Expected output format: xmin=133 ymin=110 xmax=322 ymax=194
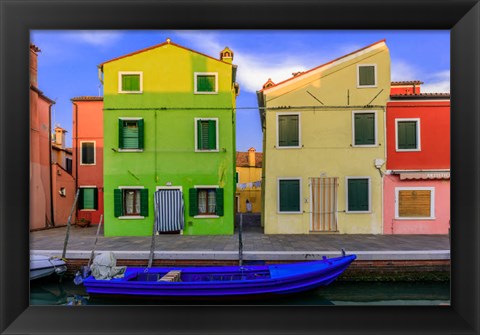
xmin=357 ymin=65 xmax=377 ymax=88
xmin=119 ymin=72 xmax=143 ymax=93
xmin=194 ymin=72 xmax=218 ymax=94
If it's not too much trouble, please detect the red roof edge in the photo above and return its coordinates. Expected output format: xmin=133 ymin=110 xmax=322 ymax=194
xmin=259 ymin=39 xmax=387 ymax=92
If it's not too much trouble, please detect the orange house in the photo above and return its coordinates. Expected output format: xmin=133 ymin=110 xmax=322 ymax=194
xmin=72 ymin=96 xmax=104 ymax=225
xmin=30 ymin=44 xmax=55 ymax=230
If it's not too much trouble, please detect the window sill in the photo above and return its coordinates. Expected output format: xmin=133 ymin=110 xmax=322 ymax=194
xmin=396 ymin=149 xmax=421 ymax=152
xmin=356 ymin=85 xmax=377 ymax=88
xmin=79 ymin=209 xmax=97 ymax=212
xmin=352 ymin=144 xmax=378 ymax=148
xmin=194 ymin=91 xmax=218 ymax=95
xmin=118 ymin=91 xmax=143 ymax=94
xmin=346 ymin=211 xmax=372 ymax=214
xmin=394 ymin=217 xmax=436 ymax=220
xmin=195 ymin=149 xmax=219 ymax=153
xmin=118 ymin=149 xmax=144 ymax=152
xmin=80 ymin=163 xmax=96 ymax=166
xmin=277 ymin=211 xmax=302 ymax=214
xmin=118 ymin=216 xmax=145 ymax=220
xmin=194 ymin=215 xmax=219 ymax=219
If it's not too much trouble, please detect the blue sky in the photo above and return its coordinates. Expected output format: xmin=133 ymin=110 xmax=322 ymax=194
xmin=30 ymin=30 xmax=450 ymax=151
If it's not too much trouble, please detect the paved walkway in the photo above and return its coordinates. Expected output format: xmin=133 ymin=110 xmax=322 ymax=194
xmin=30 ymin=224 xmax=450 ymax=261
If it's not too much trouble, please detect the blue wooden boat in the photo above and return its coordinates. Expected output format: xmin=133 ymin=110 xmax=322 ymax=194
xmin=83 ymin=254 xmax=356 ymax=298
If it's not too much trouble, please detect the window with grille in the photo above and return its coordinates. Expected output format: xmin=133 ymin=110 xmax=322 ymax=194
xmin=195 ymin=118 xmax=218 ymax=151
xmin=277 ymin=114 xmax=300 ymax=148
xmin=396 ymin=188 xmax=434 ymax=219
xmin=114 ymin=188 xmax=149 ymax=218
xmin=189 ymin=188 xmax=224 ymax=216
xmin=119 ymin=72 xmax=142 ymax=93
xmin=346 ymin=177 xmax=370 ymax=212
xmin=278 ymin=178 xmax=301 ymax=213
xmin=353 ymin=112 xmax=376 ymax=146
xmin=81 ymin=142 xmax=95 ymax=165
xmin=396 ymin=119 xmax=420 ymax=151
xmin=119 ymin=119 xmax=144 ymax=150
xmin=194 ymin=73 xmax=218 ymax=94
xmin=357 ymin=65 xmax=376 ymax=87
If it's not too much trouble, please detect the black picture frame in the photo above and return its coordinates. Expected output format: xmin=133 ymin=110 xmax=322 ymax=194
xmin=1 ymin=0 xmax=479 ymax=334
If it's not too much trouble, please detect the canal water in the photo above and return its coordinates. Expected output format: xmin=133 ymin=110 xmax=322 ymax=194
xmin=30 ymin=277 xmax=450 ymax=306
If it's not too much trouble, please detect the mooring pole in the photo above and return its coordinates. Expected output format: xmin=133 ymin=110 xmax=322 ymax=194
xmin=147 ymin=221 xmax=156 ymax=268
xmin=87 ymin=214 xmax=103 ymax=269
xmin=239 ymin=213 xmax=243 ymax=266
xmin=62 ymin=189 xmax=80 ymax=259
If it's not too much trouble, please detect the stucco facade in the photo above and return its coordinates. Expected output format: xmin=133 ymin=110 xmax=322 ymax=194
xmin=236 ymin=148 xmax=262 ymax=213
xmin=72 ymin=97 xmax=105 ymax=225
xmin=258 ymin=40 xmax=391 ymax=234
xmin=100 ymin=40 xmax=238 ymax=236
xmin=384 ymin=90 xmax=450 ymax=234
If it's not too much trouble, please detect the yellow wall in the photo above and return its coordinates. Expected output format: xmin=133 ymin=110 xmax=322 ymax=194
xmin=261 ymin=42 xmax=390 ymax=234
xmin=236 ymin=165 xmax=262 ymax=212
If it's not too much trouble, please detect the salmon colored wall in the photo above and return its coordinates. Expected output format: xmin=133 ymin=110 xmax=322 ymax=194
xmin=383 ymin=174 xmax=450 ymax=234
xmin=30 ymin=91 xmax=53 ymax=230
xmin=52 ymin=164 xmax=76 ymax=225
xmin=386 ymin=100 xmax=450 ymax=170
xmin=73 ymin=100 xmax=104 ymax=224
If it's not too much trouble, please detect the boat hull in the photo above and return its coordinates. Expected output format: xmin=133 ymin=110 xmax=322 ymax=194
xmin=83 ymin=255 xmax=356 ymax=298
xmin=30 ymin=255 xmax=67 ymax=280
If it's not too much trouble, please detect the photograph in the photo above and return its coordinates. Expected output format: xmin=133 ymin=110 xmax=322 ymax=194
xmin=1 ymin=1 xmax=479 ymax=334
xmin=28 ymin=30 xmax=452 ymax=306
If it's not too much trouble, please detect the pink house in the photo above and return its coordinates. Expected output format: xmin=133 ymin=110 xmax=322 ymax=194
xmin=384 ymin=81 xmax=450 ymax=234
xmin=72 ymin=97 xmax=104 ymax=225
xmin=30 ymin=44 xmax=55 ymax=230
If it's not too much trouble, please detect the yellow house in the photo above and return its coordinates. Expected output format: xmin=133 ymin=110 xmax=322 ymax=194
xmin=235 ymin=148 xmax=262 ymax=213
xmin=257 ymin=40 xmax=390 ymax=234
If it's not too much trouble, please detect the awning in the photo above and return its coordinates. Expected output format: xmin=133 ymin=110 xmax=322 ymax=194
xmin=399 ymin=172 xmax=450 ymax=180
xmin=154 ymin=189 xmax=184 ymax=232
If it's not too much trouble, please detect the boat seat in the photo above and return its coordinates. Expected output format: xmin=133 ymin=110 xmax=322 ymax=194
xmin=158 ymin=270 xmax=182 ymax=282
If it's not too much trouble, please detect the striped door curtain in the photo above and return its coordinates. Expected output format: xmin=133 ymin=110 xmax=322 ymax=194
xmin=310 ymin=177 xmax=338 ymax=232
xmin=154 ymin=189 xmax=185 ymax=233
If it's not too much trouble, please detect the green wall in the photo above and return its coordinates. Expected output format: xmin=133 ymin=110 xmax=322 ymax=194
xmin=102 ymin=42 xmax=236 ymax=236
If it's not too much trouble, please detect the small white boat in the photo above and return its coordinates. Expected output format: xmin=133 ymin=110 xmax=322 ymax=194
xmin=30 ymin=254 xmax=67 ymax=280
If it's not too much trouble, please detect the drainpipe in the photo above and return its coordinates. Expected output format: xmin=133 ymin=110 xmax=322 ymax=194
xmin=73 ymin=102 xmax=79 ymax=219
xmin=49 ymin=104 xmax=55 ymax=226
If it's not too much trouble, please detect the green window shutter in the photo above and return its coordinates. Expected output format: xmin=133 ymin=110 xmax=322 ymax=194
xmin=279 ymin=180 xmax=300 ymax=212
xmin=140 ymin=189 xmax=149 ymax=216
xmin=197 ymin=75 xmax=215 ymax=92
xmin=208 ymin=120 xmax=217 ymax=149
xmin=137 ymin=119 xmax=144 ymax=149
xmin=235 ymin=172 xmax=239 ymax=183
xmin=355 ymin=113 xmax=375 ymax=145
xmin=348 ymin=179 xmax=369 ymax=211
xmin=189 ymin=188 xmax=198 ymax=216
xmin=122 ymin=74 xmax=140 ymax=92
xmin=215 ymin=188 xmax=224 ymax=216
xmin=93 ymin=188 xmax=98 ymax=210
xmin=114 ymin=189 xmax=123 ymax=217
xmin=278 ymin=115 xmax=299 ymax=147
xmin=118 ymin=119 xmax=124 ymax=149
xmin=81 ymin=143 xmax=94 ymax=164
xmin=78 ymin=188 xmax=84 ymax=210
xmin=359 ymin=66 xmax=375 ymax=86
xmin=122 ymin=120 xmax=139 ymax=149
xmin=398 ymin=121 xmax=417 ymax=149
xmin=82 ymin=188 xmax=95 ymax=210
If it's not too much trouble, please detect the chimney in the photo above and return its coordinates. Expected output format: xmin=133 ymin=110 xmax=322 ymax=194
xmin=248 ymin=147 xmax=256 ymax=167
xmin=54 ymin=127 xmax=66 ymax=148
xmin=220 ymin=47 xmax=234 ymax=64
xmin=30 ymin=44 xmax=40 ymax=87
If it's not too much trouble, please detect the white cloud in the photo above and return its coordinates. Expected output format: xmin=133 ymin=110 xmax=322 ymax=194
xmin=422 ymin=70 xmax=450 ymax=93
xmin=391 ymin=60 xmax=419 ymax=82
xmin=71 ymin=30 xmax=123 ymax=46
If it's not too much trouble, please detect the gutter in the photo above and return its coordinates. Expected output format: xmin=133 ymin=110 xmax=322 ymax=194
xmin=48 ymin=103 xmax=55 ymax=227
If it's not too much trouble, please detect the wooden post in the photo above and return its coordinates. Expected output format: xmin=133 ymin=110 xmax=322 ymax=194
xmin=87 ymin=214 xmax=103 ymax=268
xmin=147 ymin=221 xmax=156 ymax=268
xmin=239 ymin=213 xmax=243 ymax=266
xmin=62 ymin=189 xmax=80 ymax=259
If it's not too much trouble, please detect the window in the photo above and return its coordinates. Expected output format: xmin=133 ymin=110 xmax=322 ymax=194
xmin=119 ymin=118 xmax=144 ymax=151
xmin=277 ymin=113 xmax=300 ymax=148
xmin=396 ymin=119 xmax=420 ymax=151
xmin=346 ymin=177 xmax=370 ymax=213
xmin=194 ymin=72 xmax=218 ymax=94
xmin=353 ymin=112 xmax=376 ymax=146
xmin=66 ymin=158 xmax=72 ymax=174
xmin=357 ymin=64 xmax=377 ymax=87
xmin=114 ymin=187 xmax=148 ymax=218
xmin=118 ymin=72 xmax=142 ymax=93
xmin=395 ymin=187 xmax=435 ymax=219
xmin=80 ymin=141 xmax=95 ymax=165
xmin=78 ymin=187 xmax=98 ymax=210
xmin=195 ymin=118 xmax=218 ymax=151
xmin=189 ymin=187 xmax=224 ymax=217
xmin=278 ymin=178 xmax=301 ymax=213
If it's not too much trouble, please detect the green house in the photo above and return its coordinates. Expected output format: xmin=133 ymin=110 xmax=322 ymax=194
xmin=99 ymin=39 xmax=238 ymax=236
